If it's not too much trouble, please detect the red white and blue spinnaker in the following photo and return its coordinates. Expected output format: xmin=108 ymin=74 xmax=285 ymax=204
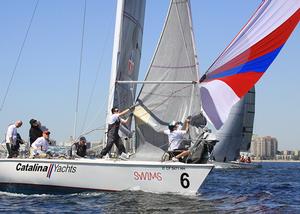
xmin=200 ymin=0 xmax=300 ymax=129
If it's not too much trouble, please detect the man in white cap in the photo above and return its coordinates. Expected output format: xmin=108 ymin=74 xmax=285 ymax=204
xmin=5 ymin=120 xmax=23 ymax=158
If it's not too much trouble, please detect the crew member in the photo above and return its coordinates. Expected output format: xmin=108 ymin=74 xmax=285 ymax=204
xmin=30 ymin=130 xmax=51 ymax=158
xmin=99 ymin=106 xmax=133 ymax=159
xmin=70 ymin=136 xmax=87 ymax=158
xmin=29 ymin=119 xmax=43 ymax=145
xmin=5 ymin=120 xmax=23 ymax=158
xmin=164 ymin=118 xmax=190 ymax=151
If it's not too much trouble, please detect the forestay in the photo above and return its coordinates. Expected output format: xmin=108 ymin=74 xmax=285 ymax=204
xmin=135 ymin=0 xmax=201 ymax=150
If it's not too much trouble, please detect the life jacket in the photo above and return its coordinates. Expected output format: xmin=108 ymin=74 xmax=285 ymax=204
xmin=75 ymin=143 xmax=87 ymax=157
xmin=107 ymin=116 xmax=120 ymax=139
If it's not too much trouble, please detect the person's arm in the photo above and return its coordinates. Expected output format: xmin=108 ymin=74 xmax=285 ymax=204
xmin=7 ymin=126 xmax=14 ymax=144
xmin=118 ymin=108 xmax=130 ymax=117
xmin=71 ymin=144 xmax=78 ymax=157
xmin=120 ymin=116 xmax=131 ymax=125
xmin=31 ymin=138 xmax=41 ymax=149
xmin=119 ymin=107 xmax=135 ymax=124
xmin=118 ymin=103 xmax=137 ymax=117
xmin=182 ymin=118 xmax=190 ymax=132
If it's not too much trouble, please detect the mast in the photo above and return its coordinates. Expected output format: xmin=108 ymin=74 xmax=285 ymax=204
xmin=106 ymin=0 xmax=146 ymax=140
xmin=106 ymin=0 xmax=124 ymax=133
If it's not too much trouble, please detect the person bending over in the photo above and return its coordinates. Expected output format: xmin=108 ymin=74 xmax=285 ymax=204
xmin=30 ymin=130 xmax=51 ymax=158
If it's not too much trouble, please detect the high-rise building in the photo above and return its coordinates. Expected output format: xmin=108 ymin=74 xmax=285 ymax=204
xmin=250 ymin=136 xmax=278 ymax=159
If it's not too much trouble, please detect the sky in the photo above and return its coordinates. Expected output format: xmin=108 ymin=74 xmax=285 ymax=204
xmin=0 ymin=0 xmax=299 ymax=150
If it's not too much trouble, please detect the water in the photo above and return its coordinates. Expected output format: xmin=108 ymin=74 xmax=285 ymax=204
xmin=0 ymin=162 xmax=299 ymax=213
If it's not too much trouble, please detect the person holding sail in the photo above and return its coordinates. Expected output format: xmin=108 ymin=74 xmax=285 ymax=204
xmin=163 ymin=118 xmax=190 ymax=161
xmin=99 ymin=106 xmax=134 ymax=159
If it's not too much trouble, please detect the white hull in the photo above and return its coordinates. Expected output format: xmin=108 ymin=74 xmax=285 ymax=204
xmin=211 ymin=161 xmax=262 ymax=169
xmin=0 ymin=158 xmax=213 ymax=195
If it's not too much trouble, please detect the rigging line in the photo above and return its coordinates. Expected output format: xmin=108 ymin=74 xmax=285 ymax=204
xmin=80 ymin=127 xmax=106 ymax=137
xmin=80 ymin=13 xmax=114 ymax=133
xmin=0 ymin=0 xmax=39 ymax=111
xmin=79 ymin=77 xmax=113 ymax=137
xmin=79 ymin=99 xmax=108 ymax=138
xmin=73 ymin=0 xmax=87 ymax=139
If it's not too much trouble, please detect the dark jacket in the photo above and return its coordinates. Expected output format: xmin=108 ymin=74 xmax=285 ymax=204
xmin=29 ymin=126 xmax=43 ymax=145
xmin=70 ymin=142 xmax=87 ymax=157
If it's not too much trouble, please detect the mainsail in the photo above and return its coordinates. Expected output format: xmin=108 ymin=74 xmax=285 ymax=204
xmin=212 ymin=88 xmax=255 ymax=162
xmin=240 ymin=87 xmax=255 ymax=152
xmin=135 ymin=0 xmax=201 ymax=149
xmin=200 ymin=0 xmax=300 ymax=130
xmin=106 ymin=0 xmax=146 ymax=134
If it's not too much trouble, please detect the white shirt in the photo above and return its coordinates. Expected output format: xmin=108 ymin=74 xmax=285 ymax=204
xmin=31 ymin=137 xmax=49 ymax=154
xmin=109 ymin=114 xmax=119 ymax=124
xmin=164 ymin=129 xmax=187 ymax=151
xmin=6 ymin=124 xmax=17 ymax=144
xmin=109 ymin=113 xmax=125 ymax=124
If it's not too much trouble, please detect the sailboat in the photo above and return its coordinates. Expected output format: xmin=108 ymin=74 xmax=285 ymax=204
xmin=210 ymin=87 xmax=260 ymax=169
xmin=0 ymin=0 xmax=213 ymax=195
xmin=200 ymin=0 xmax=299 ymax=168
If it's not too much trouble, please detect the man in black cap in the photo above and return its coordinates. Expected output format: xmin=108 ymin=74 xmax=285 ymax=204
xmin=29 ymin=119 xmax=43 ymax=146
xmin=70 ymin=136 xmax=87 ymax=158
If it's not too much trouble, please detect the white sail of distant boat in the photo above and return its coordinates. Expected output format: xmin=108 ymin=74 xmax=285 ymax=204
xmin=0 ymin=0 xmax=213 ymax=195
xmin=212 ymin=88 xmax=255 ymax=162
xmin=134 ymin=0 xmax=202 ymax=157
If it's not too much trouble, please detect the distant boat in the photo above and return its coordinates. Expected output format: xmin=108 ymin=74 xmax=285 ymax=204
xmin=212 ymin=88 xmax=255 ymax=163
xmin=200 ymin=0 xmax=299 ymax=168
xmin=212 ymin=160 xmax=262 ymax=169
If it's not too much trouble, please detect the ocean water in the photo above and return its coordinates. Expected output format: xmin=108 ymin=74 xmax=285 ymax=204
xmin=0 ymin=162 xmax=299 ymax=213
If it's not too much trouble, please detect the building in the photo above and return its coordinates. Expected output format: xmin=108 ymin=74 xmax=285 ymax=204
xmin=250 ymin=136 xmax=278 ymax=159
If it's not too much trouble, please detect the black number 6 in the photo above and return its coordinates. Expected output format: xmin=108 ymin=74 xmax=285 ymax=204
xmin=180 ymin=173 xmax=190 ymax=188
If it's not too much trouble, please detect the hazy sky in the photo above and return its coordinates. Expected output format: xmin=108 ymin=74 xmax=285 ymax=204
xmin=0 ymin=0 xmax=299 ymax=150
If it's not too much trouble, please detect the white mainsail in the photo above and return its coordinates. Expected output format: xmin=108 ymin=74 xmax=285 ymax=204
xmin=135 ymin=0 xmax=201 ymax=150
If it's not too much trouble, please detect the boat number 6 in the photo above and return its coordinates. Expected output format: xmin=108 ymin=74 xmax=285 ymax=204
xmin=180 ymin=173 xmax=190 ymax=188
